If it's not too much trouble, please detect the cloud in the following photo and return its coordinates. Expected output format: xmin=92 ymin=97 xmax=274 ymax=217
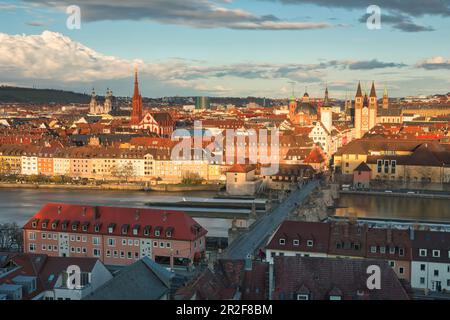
xmin=266 ymin=0 xmax=450 ymax=17
xmin=0 ymin=31 xmax=412 ymax=97
xmin=26 ymin=21 xmax=47 ymax=27
xmin=358 ymin=13 xmax=434 ymax=32
xmin=346 ymin=59 xmax=407 ymax=70
xmin=417 ymin=56 xmax=450 ymax=70
xmin=23 ymin=0 xmax=333 ymax=30
xmin=265 ymin=0 xmax=449 ymax=32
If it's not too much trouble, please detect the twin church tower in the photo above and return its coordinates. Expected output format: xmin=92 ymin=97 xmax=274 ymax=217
xmin=354 ymin=81 xmax=389 ymax=138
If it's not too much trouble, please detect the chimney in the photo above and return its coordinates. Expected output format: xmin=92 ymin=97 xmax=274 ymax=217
xmin=57 ymin=206 xmax=62 ymax=215
xmin=135 ymin=209 xmax=140 ymax=221
xmin=82 ymin=207 xmax=87 ymax=217
xmin=268 ymin=262 xmax=274 ymax=300
xmin=387 ymin=228 xmax=393 ymax=244
xmin=409 ymin=227 xmax=415 ymax=241
xmin=93 ymin=206 xmax=100 ymax=220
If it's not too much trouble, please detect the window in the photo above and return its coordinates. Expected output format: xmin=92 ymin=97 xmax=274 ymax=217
xmin=297 ymin=294 xmax=309 ymax=300
xmin=122 ymin=239 xmax=127 ymax=246
xmin=42 ymin=233 xmax=46 ymax=239
xmin=153 ymin=241 xmax=158 ymax=247
xmin=166 ymin=242 xmax=171 ymax=248
xmin=120 ymin=251 xmax=125 ymax=258
xmin=293 ymin=239 xmax=300 ymax=246
xmin=420 ymin=264 xmax=426 ymax=271
xmin=432 ymin=250 xmax=440 ymax=258
xmin=434 ymin=270 xmax=439 ymax=277
xmin=113 ymin=250 xmax=118 ymax=258
xmin=106 ymin=250 xmax=111 ymax=257
xmin=134 ymin=240 xmax=139 ymax=246
xmin=108 ymin=238 xmax=116 ymax=247
xmin=279 ymin=238 xmax=286 ymax=245
xmin=128 ymin=239 xmax=133 ymax=246
xmin=380 ymin=246 xmax=386 ymax=254
xmin=159 ymin=242 xmax=164 ymax=248
xmin=93 ymin=237 xmax=100 ymax=245
xmin=94 ymin=225 xmax=100 ymax=233
xmin=28 ymin=232 xmax=36 ymax=241
xmin=399 ymin=248 xmax=404 ymax=256
xmin=155 ymin=230 xmax=160 ymax=237
xmin=70 ymin=235 xmax=75 ymax=242
xmin=419 ymin=249 xmax=427 ymax=257
xmin=370 ymin=246 xmax=377 ymax=253
xmin=329 ymin=296 xmax=341 ymax=301
xmin=76 ymin=236 xmax=81 ymax=242
xmin=420 ymin=277 xmax=425 ymax=284
xmin=82 ymin=247 xmax=87 ymax=254
xmin=70 ymin=247 xmax=75 ymax=253
xmin=76 ymin=247 xmax=81 ymax=253
xmin=389 ymin=247 xmax=395 ymax=254
xmin=307 ymin=240 xmax=313 ymax=247
xmin=389 ymin=261 xmax=395 ymax=268
xmin=127 ymin=252 xmax=132 ymax=259
xmin=42 ymin=244 xmax=46 ymax=251
xmin=82 ymin=236 xmax=87 ymax=243
xmin=391 ymin=160 xmax=396 ymax=174
xmin=399 ymin=267 xmax=404 ymax=274
xmin=93 ymin=249 xmax=100 ymax=257
xmin=377 ymin=160 xmax=382 ymax=173
xmin=384 ymin=160 xmax=389 ymax=174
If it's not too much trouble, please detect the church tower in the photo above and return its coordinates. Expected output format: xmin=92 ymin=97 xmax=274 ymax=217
xmin=131 ymin=68 xmax=143 ymax=125
xmin=382 ymin=85 xmax=389 ymax=109
xmin=89 ymin=88 xmax=97 ymax=114
xmin=354 ymin=81 xmax=377 ymax=139
xmin=104 ymin=88 xmax=113 ymax=113
xmin=321 ymin=85 xmax=332 ymax=133
xmin=288 ymin=95 xmax=297 ymax=123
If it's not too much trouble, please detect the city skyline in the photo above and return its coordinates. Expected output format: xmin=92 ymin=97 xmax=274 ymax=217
xmin=0 ymin=0 xmax=449 ymax=98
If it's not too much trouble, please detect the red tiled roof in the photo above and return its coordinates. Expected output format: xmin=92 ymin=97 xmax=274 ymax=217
xmin=23 ymin=203 xmax=207 ymax=241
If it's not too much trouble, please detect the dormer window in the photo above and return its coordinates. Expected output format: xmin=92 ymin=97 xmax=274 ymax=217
xmin=293 ymin=239 xmax=300 ymax=246
xmin=154 ymin=227 xmax=161 ymax=237
xmin=121 ymin=224 xmax=129 ymax=235
xmin=166 ymin=227 xmax=174 ymax=238
xmin=31 ymin=219 xmax=39 ymax=228
xmin=71 ymin=221 xmax=79 ymax=231
xmin=307 ymin=240 xmax=314 ymax=247
xmin=143 ymin=226 xmax=151 ymax=236
xmin=432 ymin=250 xmax=440 ymax=258
xmin=61 ymin=220 xmax=69 ymax=231
xmin=41 ymin=222 xmax=48 ymax=229
xmin=279 ymin=238 xmax=286 ymax=245
xmin=297 ymin=294 xmax=309 ymax=300
xmin=419 ymin=249 xmax=427 ymax=257
xmin=94 ymin=224 xmax=101 ymax=233
xmin=133 ymin=225 xmax=140 ymax=236
xmin=329 ymin=295 xmax=342 ymax=301
xmin=51 ymin=220 xmax=59 ymax=230
xmin=108 ymin=223 xmax=116 ymax=234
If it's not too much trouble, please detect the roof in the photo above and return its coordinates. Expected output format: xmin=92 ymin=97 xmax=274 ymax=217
xmin=226 ymin=164 xmax=256 ymax=173
xmin=266 ymin=220 xmax=330 ymax=253
xmin=273 ymin=256 xmax=409 ymax=300
xmin=354 ymin=162 xmax=371 ymax=172
xmin=411 ymin=230 xmax=450 ymax=263
xmin=84 ymin=257 xmax=173 ymax=300
xmin=23 ymin=203 xmax=207 ymax=241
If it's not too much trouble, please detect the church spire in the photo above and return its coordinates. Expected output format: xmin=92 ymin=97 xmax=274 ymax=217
xmin=131 ymin=67 xmax=143 ymax=125
xmin=356 ymin=81 xmax=362 ymax=97
xmin=370 ymin=81 xmax=377 ymax=97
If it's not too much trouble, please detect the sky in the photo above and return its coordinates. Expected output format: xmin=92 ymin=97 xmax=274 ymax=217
xmin=0 ymin=0 xmax=449 ymax=99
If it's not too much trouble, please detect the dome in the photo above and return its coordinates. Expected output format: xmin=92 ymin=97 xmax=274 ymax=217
xmin=295 ymin=102 xmax=317 ymax=115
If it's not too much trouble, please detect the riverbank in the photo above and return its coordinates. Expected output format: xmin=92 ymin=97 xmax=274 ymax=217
xmin=0 ymin=182 xmax=224 ymax=192
xmin=340 ymin=189 xmax=450 ymax=200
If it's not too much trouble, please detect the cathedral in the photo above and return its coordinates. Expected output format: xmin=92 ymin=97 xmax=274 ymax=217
xmin=288 ymin=89 xmax=318 ymax=126
xmin=89 ymin=88 xmax=117 ymax=115
xmin=354 ymin=81 xmax=378 ymax=139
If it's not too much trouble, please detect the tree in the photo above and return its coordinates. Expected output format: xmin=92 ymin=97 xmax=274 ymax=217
xmin=0 ymin=223 xmax=23 ymax=252
xmin=182 ymin=171 xmax=204 ymax=185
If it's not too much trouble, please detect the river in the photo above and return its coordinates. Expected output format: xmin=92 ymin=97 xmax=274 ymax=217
xmin=0 ymin=188 xmax=232 ymax=238
xmin=336 ymin=193 xmax=450 ymax=222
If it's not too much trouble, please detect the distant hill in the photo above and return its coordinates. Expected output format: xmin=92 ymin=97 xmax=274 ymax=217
xmin=0 ymin=86 xmax=91 ymax=104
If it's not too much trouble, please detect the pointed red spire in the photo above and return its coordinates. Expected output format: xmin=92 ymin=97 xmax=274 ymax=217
xmin=131 ymin=67 xmax=143 ymax=125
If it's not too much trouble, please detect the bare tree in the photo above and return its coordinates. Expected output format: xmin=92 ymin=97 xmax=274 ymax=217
xmin=0 ymin=223 xmax=23 ymax=252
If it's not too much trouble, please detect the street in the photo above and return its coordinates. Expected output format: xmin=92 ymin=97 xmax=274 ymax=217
xmin=224 ymin=180 xmax=320 ymax=259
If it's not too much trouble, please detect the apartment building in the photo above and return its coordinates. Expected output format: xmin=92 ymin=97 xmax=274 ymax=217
xmin=23 ymin=203 xmax=207 ymax=267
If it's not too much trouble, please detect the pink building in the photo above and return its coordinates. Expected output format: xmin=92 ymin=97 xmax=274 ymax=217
xmin=353 ymin=162 xmax=371 ymax=189
xmin=23 ymin=203 xmax=207 ymax=267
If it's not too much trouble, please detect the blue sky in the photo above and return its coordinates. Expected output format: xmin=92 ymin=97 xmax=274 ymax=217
xmin=0 ymin=0 xmax=449 ymax=98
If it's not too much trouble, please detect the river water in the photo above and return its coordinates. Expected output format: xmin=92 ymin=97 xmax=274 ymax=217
xmin=336 ymin=193 xmax=450 ymax=222
xmin=0 ymin=188 xmax=232 ymax=237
